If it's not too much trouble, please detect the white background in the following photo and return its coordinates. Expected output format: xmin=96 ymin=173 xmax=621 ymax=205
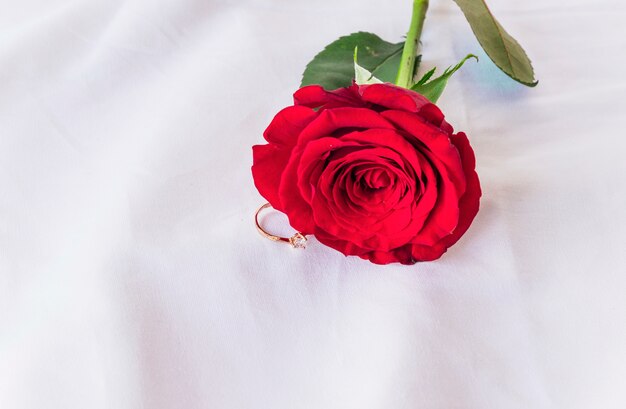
xmin=1 ymin=0 xmax=626 ymax=408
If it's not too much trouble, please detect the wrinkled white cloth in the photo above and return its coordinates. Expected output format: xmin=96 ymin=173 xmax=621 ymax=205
xmin=1 ymin=0 xmax=625 ymax=408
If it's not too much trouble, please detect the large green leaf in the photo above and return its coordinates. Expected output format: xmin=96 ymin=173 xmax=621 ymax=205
xmin=301 ymin=32 xmax=404 ymax=89
xmin=452 ymin=0 xmax=537 ymax=86
xmin=412 ymin=54 xmax=477 ymax=103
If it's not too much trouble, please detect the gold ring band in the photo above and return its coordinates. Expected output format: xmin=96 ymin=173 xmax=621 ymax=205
xmin=254 ymin=203 xmax=307 ymax=249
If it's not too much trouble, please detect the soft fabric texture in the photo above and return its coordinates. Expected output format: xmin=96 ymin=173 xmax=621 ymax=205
xmin=1 ymin=0 xmax=626 ymax=408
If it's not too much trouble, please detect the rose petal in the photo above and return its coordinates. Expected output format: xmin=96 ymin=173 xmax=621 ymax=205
xmin=278 ymin=144 xmax=317 ymax=234
xmin=314 ymin=229 xmax=370 ymax=257
xmin=294 ymin=84 xmax=364 ymax=110
xmin=440 ymin=131 xmax=481 ymax=247
xmin=381 ymin=110 xmax=466 ymax=197
xmin=264 ymin=105 xmax=318 ymax=146
xmin=359 ymin=83 xmax=430 ymax=112
xmin=251 ymin=144 xmax=291 ymax=210
xmin=410 ymin=242 xmax=447 ymax=262
xmin=364 ymin=245 xmax=415 ymax=265
xmin=298 ymin=107 xmax=395 ymax=144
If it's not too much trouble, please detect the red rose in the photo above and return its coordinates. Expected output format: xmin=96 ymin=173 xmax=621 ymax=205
xmin=252 ymin=83 xmax=481 ymax=265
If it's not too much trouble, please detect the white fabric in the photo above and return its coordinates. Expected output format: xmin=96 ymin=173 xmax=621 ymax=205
xmin=1 ymin=0 xmax=625 ymax=407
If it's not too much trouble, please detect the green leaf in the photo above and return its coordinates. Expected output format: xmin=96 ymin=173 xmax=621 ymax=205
xmin=412 ymin=54 xmax=478 ymax=103
xmin=452 ymin=0 xmax=537 ymax=86
xmin=301 ymin=32 xmax=404 ymax=89
xmin=354 ymin=47 xmax=383 ymax=85
xmin=415 ymin=66 xmax=436 ymax=86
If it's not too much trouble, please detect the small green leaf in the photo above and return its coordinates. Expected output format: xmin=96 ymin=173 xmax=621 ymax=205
xmin=415 ymin=67 xmax=436 ymax=86
xmin=412 ymin=54 xmax=478 ymax=103
xmin=301 ymin=32 xmax=404 ymax=89
xmin=354 ymin=47 xmax=383 ymax=85
xmin=452 ymin=0 xmax=537 ymax=86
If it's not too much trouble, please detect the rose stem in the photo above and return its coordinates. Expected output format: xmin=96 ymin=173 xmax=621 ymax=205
xmin=395 ymin=0 xmax=429 ymax=89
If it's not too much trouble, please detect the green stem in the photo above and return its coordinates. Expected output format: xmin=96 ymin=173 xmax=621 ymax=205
xmin=395 ymin=0 xmax=429 ymax=89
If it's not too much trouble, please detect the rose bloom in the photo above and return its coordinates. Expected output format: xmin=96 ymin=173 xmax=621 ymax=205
xmin=252 ymin=83 xmax=481 ymax=265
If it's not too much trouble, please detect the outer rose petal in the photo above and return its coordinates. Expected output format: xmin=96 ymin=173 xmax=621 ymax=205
xmin=298 ymin=107 xmax=395 ymax=144
xmin=409 ymin=242 xmax=447 ymax=262
xmin=359 ymin=84 xmax=450 ymax=130
xmin=440 ymin=132 xmax=481 ymax=247
xmin=364 ymin=245 xmax=415 ymax=265
xmin=252 ymin=105 xmax=318 ymax=211
xmin=407 ymin=132 xmax=481 ymax=261
xmin=314 ymin=230 xmax=370 ymax=258
xmin=294 ymin=84 xmax=364 ymax=110
xmin=263 ymin=105 xmax=318 ymax=146
xmin=251 ymin=144 xmax=291 ymax=211
xmin=278 ymin=144 xmax=317 ymax=234
xmin=359 ymin=83 xmax=431 ymax=113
